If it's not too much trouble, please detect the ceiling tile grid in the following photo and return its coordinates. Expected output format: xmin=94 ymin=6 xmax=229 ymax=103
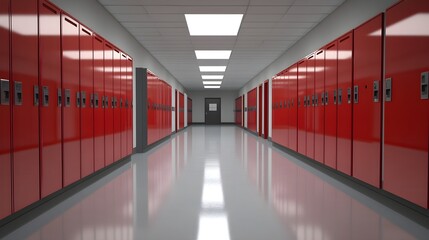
xmin=98 ymin=0 xmax=345 ymax=90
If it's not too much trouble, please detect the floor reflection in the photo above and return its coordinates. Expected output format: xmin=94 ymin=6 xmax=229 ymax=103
xmin=1 ymin=126 xmax=427 ymax=240
xmin=238 ymin=129 xmax=428 ymax=240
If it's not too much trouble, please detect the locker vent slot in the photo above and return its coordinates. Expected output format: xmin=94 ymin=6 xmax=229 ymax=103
xmin=0 ymin=79 xmax=10 ymax=105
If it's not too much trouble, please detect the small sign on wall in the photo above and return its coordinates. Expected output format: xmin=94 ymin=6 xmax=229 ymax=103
xmin=209 ymin=103 xmax=217 ymax=111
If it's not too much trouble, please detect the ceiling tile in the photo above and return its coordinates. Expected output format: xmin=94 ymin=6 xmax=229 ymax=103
xmin=288 ymin=5 xmax=338 ymax=14
xmin=282 ymin=14 xmax=327 ymax=22
xmin=144 ymin=6 xmax=247 ymax=14
xmin=246 ymin=6 xmax=290 ymax=14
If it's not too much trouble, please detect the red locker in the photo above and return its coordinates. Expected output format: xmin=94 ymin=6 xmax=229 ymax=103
xmin=104 ymin=43 xmax=114 ymax=166
xmin=113 ymin=49 xmax=121 ymax=162
xmin=167 ymin=84 xmax=172 ymax=135
xmin=271 ymin=74 xmax=279 ymax=144
xmin=258 ymin=84 xmax=262 ymax=137
xmin=0 ymin=0 xmax=11 ymax=218
xmin=11 ymin=0 xmax=40 ymax=211
xmin=127 ymin=58 xmax=133 ymax=155
xmin=62 ymin=13 xmax=81 ymax=187
xmin=80 ymin=25 xmax=94 ymax=178
xmin=121 ymin=53 xmax=127 ymax=158
xmin=384 ymin=0 xmax=429 ymax=208
xmin=336 ymin=32 xmax=353 ymax=175
xmin=297 ymin=60 xmax=307 ymax=155
xmin=179 ymin=92 xmax=184 ymax=130
xmin=278 ymin=72 xmax=287 ymax=147
xmin=314 ymin=49 xmax=325 ymax=164
xmin=280 ymin=71 xmax=289 ymax=148
xmin=94 ymin=36 xmax=105 ymax=171
xmin=306 ymin=54 xmax=315 ymax=158
xmin=39 ymin=0 xmax=62 ymax=198
xmin=288 ymin=64 xmax=298 ymax=152
xmin=324 ymin=41 xmax=338 ymax=169
xmin=352 ymin=14 xmax=383 ymax=187
xmin=147 ymin=71 xmax=155 ymax=145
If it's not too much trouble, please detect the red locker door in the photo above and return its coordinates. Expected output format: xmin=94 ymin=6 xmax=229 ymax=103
xmin=80 ymin=26 xmax=94 ymax=178
xmin=306 ymin=54 xmax=315 ymax=159
xmin=314 ymin=49 xmax=325 ymax=164
xmin=121 ymin=53 xmax=127 ymax=157
xmin=127 ymin=58 xmax=133 ymax=155
xmin=39 ymin=1 xmax=62 ymax=198
xmin=258 ymin=84 xmax=262 ymax=137
xmin=336 ymin=32 xmax=353 ymax=176
xmin=113 ymin=49 xmax=121 ymax=161
xmin=62 ymin=14 xmax=81 ymax=187
xmin=168 ymin=85 xmax=172 ymax=135
xmin=281 ymin=71 xmax=289 ymax=148
xmin=271 ymin=75 xmax=278 ymax=143
xmin=324 ymin=41 xmax=338 ymax=169
xmin=297 ymin=60 xmax=307 ymax=155
xmin=11 ymin=0 xmax=40 ymax=212
xmin=384 ymin=0 xmax=429 ymax=208
xmin=180 ymin=92 xmax=184 ymax=129
xmin=94 ymin=36 xmax=105 ymax=171
xmin=353 ymin=14 xmax=383 ymax=187
xmin=147 ymin=71 xmax=154 ymax=145
xmin=0 ymin=0 xmax=12 ymax=218
xmin=104 ymin=43 xmax=114 ymax=166
xmin=288 ymin=64 xmax=298 ymax=152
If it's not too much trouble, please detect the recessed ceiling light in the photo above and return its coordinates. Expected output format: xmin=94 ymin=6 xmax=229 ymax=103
xmin=203 ymin=81 xmax=222 ymax=85
xmin=199 ymin=66 xmax=227 ymax=72
xmin=204 ymin=86 xmax=221 ymax=89
xmin=195 ymin=50 xmax=231 ymax=59
xmin=202 ymin=75 xmax=224 ymax=80
xmin=185 ymin=14 xmax=243 ymax=36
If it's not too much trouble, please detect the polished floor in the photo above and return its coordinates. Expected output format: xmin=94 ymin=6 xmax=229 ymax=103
xmin=1 ymin=126 xmax=428 ymax=240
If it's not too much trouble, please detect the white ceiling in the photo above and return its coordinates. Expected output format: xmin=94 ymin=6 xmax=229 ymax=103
xmin=98 ymin=0 xmax=345 ymax=90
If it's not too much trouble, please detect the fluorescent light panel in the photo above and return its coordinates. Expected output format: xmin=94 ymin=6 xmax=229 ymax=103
xmin=185 ymin=14 xmax=243 ymax=36
xmin=203 ymin=81 xmax=222 ymax=85
xmin=204 ymin=86 xmax=221 ymax=89
xmin=202 ymin=75 xmax=223 ymax=80
xmin=195 ymin=50 xmax=231 ymax=60
xmin=199 ymin=66 xmax=227 ymax=72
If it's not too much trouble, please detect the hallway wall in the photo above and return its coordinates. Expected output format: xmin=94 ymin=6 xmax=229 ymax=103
xmin=187 ymin=90 xmax=237 ymax=123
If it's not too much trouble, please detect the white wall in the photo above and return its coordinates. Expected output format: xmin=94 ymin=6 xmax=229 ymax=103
xmin=238 ymin=0 xmax=398 ymax=138
xmin=187 ymin=90 xmax=237 ymax=123
xmin=51 ymin=0 xmax=187 ymax=146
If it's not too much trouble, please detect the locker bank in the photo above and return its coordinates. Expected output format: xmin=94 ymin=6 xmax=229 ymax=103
xmin=0 ymin=0 xmax=428 ymax=239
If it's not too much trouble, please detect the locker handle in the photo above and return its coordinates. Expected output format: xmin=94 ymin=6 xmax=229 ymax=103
xmin=57 ymin=89 xmax=62 ymax=107
xmin=90 ymin=93 xmax=94 ymax=108
xmin=347 ymin=88 xmax=351 ymax=104
xmin=373 ymin=81 xmax=380 ymax=102
xmin=77 ymin=92 xmax=81 ymax=107
xmin=333 ymin=90 xmax=337 ymax=104
xmin=120 ymin=98 xmax=123 ymax=108
xmin=338 ymin=89 xmax=342 ymax=105
xmin=34 ymin=85 xmax=39 ymax=106
xmin=325 ymin=92 xmax=328 ymax=105
xmin=321 ymin=93 xmax=324 ymax=105
xmin=65 ymin=89 xmax=71 ymax=107
xmin=43 ymin=86 xmax=49 ymax=107
xmin=14 ymin=82 xmax=23 ymax=106
xmin=354 ymin=86 xmax=359 ymax=103
xmin=81 ymin=91 xmax=86 ymax=108
xmin=94 ymin=94 xmax=99 ymax=108
xmin=0 ymin=79 xmax=10 ymax=105
xmin=421 ymin=72 xmax=428 ymax=100
xmin=385 ymin=78 xmax=392 ymax=102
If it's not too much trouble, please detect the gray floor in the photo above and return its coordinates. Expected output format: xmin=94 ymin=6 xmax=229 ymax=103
xmin=2 ymin=125 xmax=428 ymax=240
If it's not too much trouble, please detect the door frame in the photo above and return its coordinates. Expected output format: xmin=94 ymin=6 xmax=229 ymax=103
xmin=204 ymin=98 xmax=221 ymax=124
